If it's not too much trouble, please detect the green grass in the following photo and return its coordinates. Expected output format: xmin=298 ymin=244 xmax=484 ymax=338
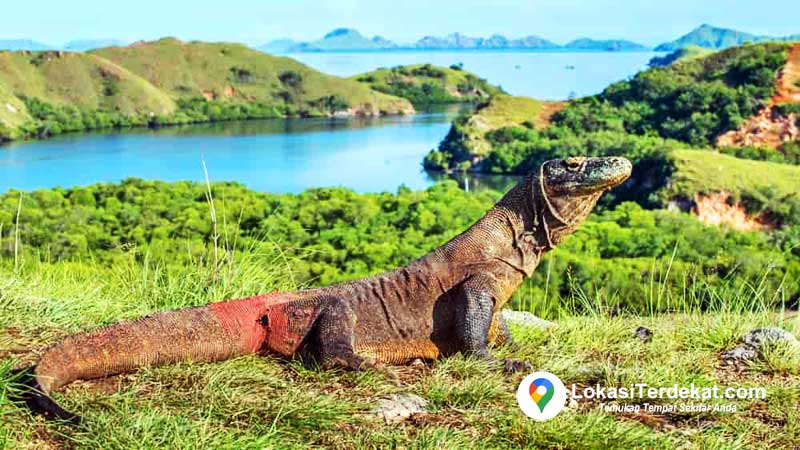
xmin=664 ymin=149 xmax=800 ymax=203
xmin=0 ymin=51 xmax=176 ymax=115
xmin=1 ymin=254 xmax=798 ymax=449
xmin=0 ymin=80 xmax=30 ymax=138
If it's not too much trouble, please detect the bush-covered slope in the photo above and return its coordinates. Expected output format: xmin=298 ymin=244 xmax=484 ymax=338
xmin=352 ymin=63 xmax=502 ymax=105
xmin=427 ymin=42 xmax=792 ymax=173
xmin=424 ymin=95 xmax=565 ymax=170
xmin=93 ymin=38 xmax=413 ymax=116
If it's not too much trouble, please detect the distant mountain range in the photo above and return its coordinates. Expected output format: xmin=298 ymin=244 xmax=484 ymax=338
xmin=262 ymin=25 xmax=800 ymax=54
xmin=655 ymin=24 xmax=800 ymax=52
xmin=0 ymin=39 xmax=127 ymax=52
xmin=260 ymin=28 xmax=649 ymax=53
xmin=63 ymin=39 xmax=127 ymax=52
xmin=3 ymin=24 xmax=798 ymax=55
xmin=0 ymin=39 xmax=52 ymax=51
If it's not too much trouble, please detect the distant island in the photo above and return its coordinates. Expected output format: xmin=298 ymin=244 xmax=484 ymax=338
xmin=655 ymin=24 xmax=800 ymax=52
xmin=0 ymin=39 xmax=128 ymax=52
xmin=260 ymin=25 xmax=799 ymax=54
xmin=4 ymin=24 xmax=798 ymax=55
xmin=260 ymin=28 xmax=650 ymax=53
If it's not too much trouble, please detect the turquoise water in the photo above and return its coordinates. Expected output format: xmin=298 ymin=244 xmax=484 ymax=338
xmin=1 ymin=52 xmax=657 ymax=193
xmin=0 ymin=112 xmax=466 ymax=193
xmin=288 ymin=51 xmax=661 ymax=100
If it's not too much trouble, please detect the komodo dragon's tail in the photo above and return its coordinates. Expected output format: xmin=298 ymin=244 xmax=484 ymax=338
xmin=15 ymin=293 xmax=294 ymax=423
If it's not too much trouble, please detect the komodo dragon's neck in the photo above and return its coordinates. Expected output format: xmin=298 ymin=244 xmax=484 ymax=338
xmin=430 ymin=174 xmax=566 ymax=278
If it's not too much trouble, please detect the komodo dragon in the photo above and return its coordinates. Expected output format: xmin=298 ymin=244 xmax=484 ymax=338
xmin=16 ymin=156 xmax=631 ymax=423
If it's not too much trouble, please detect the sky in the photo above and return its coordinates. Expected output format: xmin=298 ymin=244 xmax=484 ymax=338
xmin=2 ymin=0 xmax=798 ymax=47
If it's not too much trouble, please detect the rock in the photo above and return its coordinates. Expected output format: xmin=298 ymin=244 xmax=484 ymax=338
xmin=372 ymin=393 xmax=429 ymax=424
xmin=741 ymin=328 xmax=798 ymax=349
xmin=722 ymin=345 xmax=757 ymax=362
xmin=502 ymin=310 xmax=555 ymax=328
xmin=635 ymin=326 xmax=653 ymax=342
xmin=722 ymin=327 xmax=798 ymax=363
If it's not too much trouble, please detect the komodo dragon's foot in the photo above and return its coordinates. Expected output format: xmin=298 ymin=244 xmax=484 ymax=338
xmin=323 ymin=354 xmax=400 ymax=383
xmin=502 ymin=358 xmax=533 ymax=374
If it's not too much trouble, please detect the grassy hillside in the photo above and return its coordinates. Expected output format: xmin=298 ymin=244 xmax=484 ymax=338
xmin=648 ymin=45 xmax=714 ymax=68
xmin=92 ymin=38 xmax=412 ymax=116
xmin=353 ymin=64 xmax=502 ymax=106
xmin=608 ymin=149 xmax=800 ymax=226
xmin=0 ymin=39 xmax=414 ymax=141
xmin=665 ymin=149 xmax=800 ymax=202
xmin=0 ymin=81 xmax=30 ymax=138
xmin=424 ymin=95 xmax=564 ymax=171
xmin=0 ymin=50 xmax=176 ymax=115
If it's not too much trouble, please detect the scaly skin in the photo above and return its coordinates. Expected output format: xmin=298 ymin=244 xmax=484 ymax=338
xmin=17 ymin=156 xmax=632 ymax=423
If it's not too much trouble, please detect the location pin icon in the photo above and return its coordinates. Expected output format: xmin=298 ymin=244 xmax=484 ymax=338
xmin=529 ymin=378 xmax=554 ymax=413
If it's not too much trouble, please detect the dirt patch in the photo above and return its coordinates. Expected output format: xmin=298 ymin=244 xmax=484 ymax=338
xmin=224 ymin=85 xmax=235 ymax=98
xmin=536 ymin=101 xmax=567 ymax=128
xmin=201 ymin=90 xmax=216 ymax=101
xmin=717 ymin=43 xmax=800 ymax=148
xmin=692 ymin=192 xmax=770 ymax=231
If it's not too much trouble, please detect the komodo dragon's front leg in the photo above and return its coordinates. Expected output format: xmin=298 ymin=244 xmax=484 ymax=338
xmin=455 ymin=274 xmax=532 ymax=373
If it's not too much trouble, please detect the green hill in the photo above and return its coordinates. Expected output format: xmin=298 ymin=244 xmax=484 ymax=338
xmin=92 ymin=38 xmax=412 ymax=116
xmin=655 ymin=24 xmax=800 ymax=51
xmin=0 ymin=39 xmax=414 ymax=141
xmin=353 ymin=64 xmax=502 ymax=106
xmin=0 ymin=50 xmax=176 ymax=115
xmin=426 ymin=42 xmax=791 ymax=172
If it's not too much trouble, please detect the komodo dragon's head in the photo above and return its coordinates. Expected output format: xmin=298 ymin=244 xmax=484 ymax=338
xmin=535 ymin=156 xmax=632 ymax=247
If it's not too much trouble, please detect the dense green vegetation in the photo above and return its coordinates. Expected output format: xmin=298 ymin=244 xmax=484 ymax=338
xmin=567 ymin=42 xmax=787 ymax=146
xmin=2 ymin=180 xmax=797 ymax=316
xmin=0 ymin=39 xmax=414 ymax=141
xmin=353 ymin=64 xmax=502 ymax=106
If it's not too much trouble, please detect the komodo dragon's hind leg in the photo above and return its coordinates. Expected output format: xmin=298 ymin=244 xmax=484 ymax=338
xmin=456 ymin=274 xmax=532 ymax=374
xmin=313 ymin=297 xmax=398 ymax=380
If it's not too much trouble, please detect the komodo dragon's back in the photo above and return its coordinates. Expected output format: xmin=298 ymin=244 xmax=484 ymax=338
xmin=16 ymin=156 xmax=632 ymax=423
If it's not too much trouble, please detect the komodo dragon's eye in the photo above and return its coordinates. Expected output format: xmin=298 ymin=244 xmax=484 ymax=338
xmin=564 ymin=158 xmax=583 ymax=172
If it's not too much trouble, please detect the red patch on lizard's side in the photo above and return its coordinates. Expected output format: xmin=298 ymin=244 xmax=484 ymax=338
xmin=209 ymin=293 xmax=286 ymax=354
